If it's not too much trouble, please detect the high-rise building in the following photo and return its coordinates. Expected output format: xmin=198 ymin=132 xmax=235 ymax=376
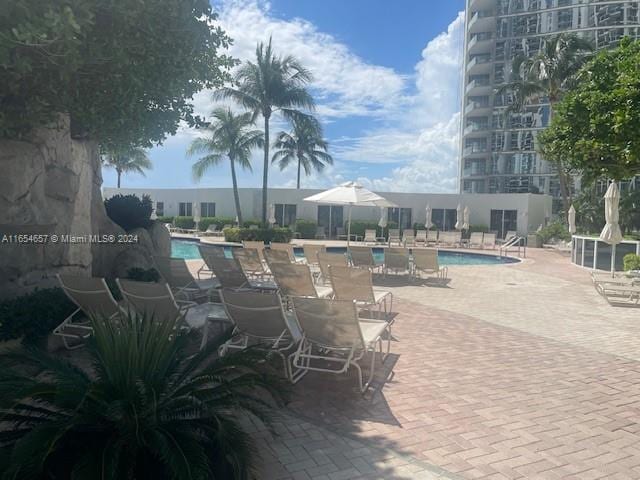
xmin=459 ymin=0 xmax=640 ymax=198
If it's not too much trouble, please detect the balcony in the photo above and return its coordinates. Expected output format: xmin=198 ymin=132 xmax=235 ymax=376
xmin=465 ymin=79 xmax=491 ymax=95
xmin=468 ymin=10 xmax=495 ymax=32
xmin=464 ymin=123 xmax=489 ymax=136
xmin=463 ymin=145 xmax=488 ymax=156
xmin=466 ymin=55 xmax=492 ymax=74
xmin=467 ymin=32 xmax=493 ymax=54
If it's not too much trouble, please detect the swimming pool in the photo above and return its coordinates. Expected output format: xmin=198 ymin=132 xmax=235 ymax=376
xmin=171 ymin=240 xmax=519 ymax=266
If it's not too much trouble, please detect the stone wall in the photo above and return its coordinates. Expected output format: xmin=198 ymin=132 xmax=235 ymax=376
xmin=0 ymin=115 xmax=126 ymax=299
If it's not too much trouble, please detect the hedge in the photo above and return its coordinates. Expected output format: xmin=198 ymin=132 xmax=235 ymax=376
xmin=197 ymin=216 xmax=235 ymax=231
xmin=224 ymin=227 xmax=292 ymax=243
xmin=174 ymin=216 xmax=195 ymax=229
xmin=295 ymin=220 xmax=317 ymax=239
xmin=623 ymin=253 xmax=640 ymax=272
xmin=156 ymin=216 xmax=174 ymax=224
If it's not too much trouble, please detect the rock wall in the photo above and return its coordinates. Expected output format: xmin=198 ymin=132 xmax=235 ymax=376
xmin=0 ymin=115 xmax=125 ymax=299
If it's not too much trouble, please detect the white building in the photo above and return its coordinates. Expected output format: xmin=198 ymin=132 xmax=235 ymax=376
xmin=460 ymin=0 xmax=640 ymax=196
xmin=103 ymin=187 xmax=552 ymax=238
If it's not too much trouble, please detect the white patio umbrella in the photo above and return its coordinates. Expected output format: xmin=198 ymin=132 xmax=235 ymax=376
xmin=568 ymin=205 xmax=577 ymax=235
xmin=454 ymin=203 xmax=464 ymax=230
xmin=268 ymin=203 xmax=277 ymax=227
xmin=599 ymin=182 xmax=623 ymax=276
xmin=462 ymin=206 xmax=470 ymax=231
xmin=425 ymin=204 xmax=433 ymax=229
xmin=378 ymin=207 xmax=388 ymax=239
xmin=304 ymin=181 xmax=396 ymax=246
xmin=193 ymin=203 xmax=201 ymax=231
xmin=234 ymin=214 xmax=239 ymax=226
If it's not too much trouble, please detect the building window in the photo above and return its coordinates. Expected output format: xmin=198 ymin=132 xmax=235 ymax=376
xmin=490 ymin=209 xmax=518 ymax=238
xmin=387 ymin=208 xmax=412 ymax=230
xmin=200 ymin=202 xmax=215 ymax=217
xmin=156 ymin=202 xmax=164 ymax=217
xmin=431 ymin=209 xmax=458 ymax=231
xmin=179 ymin=202 xmax=192 ymax=217
xmin=275 ymin=204 xmax=297 ymax=226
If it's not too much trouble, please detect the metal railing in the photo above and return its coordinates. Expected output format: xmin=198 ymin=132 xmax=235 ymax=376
xmin=499 ymin=235 xmax=526 ymax=258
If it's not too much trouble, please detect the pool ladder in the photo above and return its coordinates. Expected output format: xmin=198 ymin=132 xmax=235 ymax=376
xmin=499 ymin=236 xmax=527 ymax=258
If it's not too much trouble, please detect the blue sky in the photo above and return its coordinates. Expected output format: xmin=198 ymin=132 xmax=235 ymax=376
xmin=102 ymin=0 xmax=465 ymax=193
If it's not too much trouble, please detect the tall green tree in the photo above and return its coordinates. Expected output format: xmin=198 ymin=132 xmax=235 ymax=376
xmin=272 ymin=116 xmax=333 ymax=189
xmin=187 ymin=108 xmax=263 ymax=225
xmin=499 ymin=33 xmax=593 ymax=215
xmin=102 ymin=147 xmax=152 ymax=188
xmin=1 ymin=0 xmax=235 ymax=148
xmin=216 ymin=38 xmax=315 ymax=223
xmin=539 ymin=38 xmax=640 ymax=185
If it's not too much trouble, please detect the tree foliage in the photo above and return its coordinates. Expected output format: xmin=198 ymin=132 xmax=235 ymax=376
xmin=0 ymin=0 xmax=236 ymax=149
xmin=538 ymin=38 xmax=640 ymax=182
xmin=102 ymin=147 xmax=152 ymax=188
xmin=272 ymin=115 xmax=333 ymax=189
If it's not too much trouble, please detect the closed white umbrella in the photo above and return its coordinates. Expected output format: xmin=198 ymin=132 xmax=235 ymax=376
xmin=234 ymin=214 xmax=239 ymax=226
xmin=193 ymin=203 xmax=201 ymax=231
xmin=463 ymin=206 xmax=470 ymax=230
xmin=378 ymin=207 xmax=388 ymax=228
xmin=568 ymin=205 xmax=577 ymax=235
xmin=304 ymin=181 xmax=396 ymax=246
xmin=454 ymin=203 xmax=464 ymax=230
xmin=599 ymin=182 xmax=623 ymax=276
xmin=425 ymin=204 xmax=433 ymax=229
xmin=268 ymin=203 xmax=277 ymax=227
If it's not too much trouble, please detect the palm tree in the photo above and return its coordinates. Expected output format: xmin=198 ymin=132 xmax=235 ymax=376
xmin=187 ymin=108 xmax=263 ymax=225
xmin=102 ymin=147 xmax=152 ymax=188
xmin=498 ymin=33 xmax=593 ymax=215
xmin=216 ymin=37 xmax=315 ymax=223
xmin=0 ymin=313 xmax=284 ymax=479
xmin=272 ymin=116 xmax=333 ymax=189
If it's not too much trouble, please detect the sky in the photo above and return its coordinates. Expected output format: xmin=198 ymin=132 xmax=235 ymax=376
xmin=102 ymin=0 xmax=466 ymax=193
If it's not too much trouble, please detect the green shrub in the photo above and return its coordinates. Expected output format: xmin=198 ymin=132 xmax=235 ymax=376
xmin=469 ymin=224 xmax=489 ymax=233
xmin=223 ymin=227 xmax=292 ymax=243
xmin=0 ymin=313 xmax=285 ymax=479
xmin=0 ymin=288 xmax=76 ymax=345
xmin=126 ymin=267 xmax=161 ymax=283
xmin=156 ymin=216 xmax=174 ymax=224
xmin=104 ymin=194 xmax=153 ymax=231
xmin=198 ymin=216 xmax=236 ymax=231
xmin=295 ymin=219 xmax=317 ymax=239
xmin=242 ymin=219 xmax=263 ymax=228
xmin=174 ymin=216 xmax=195 ymax=229
xmin=623 ymin=254 xmax=640 ymax=272
xmin=537 ymin=220 xmax=571 ymax=243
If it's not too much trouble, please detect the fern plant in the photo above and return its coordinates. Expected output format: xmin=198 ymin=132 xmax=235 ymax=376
xmin=0 ymin=313 xmax=285 ymax=479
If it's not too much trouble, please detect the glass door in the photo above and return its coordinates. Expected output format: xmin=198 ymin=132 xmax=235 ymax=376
xmin=490 ymin=209 xmax=518 ymax=239
xmin=317 ymin=206 xmax=343 ymax=238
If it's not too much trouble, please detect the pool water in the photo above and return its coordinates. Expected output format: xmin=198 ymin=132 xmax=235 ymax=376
xmin=171 ymin=240 xmax=519 ymax=265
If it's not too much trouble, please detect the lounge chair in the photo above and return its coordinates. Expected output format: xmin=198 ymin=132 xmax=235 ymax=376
xmin=384 ymin=247 xmax=411 ymax=277
xmin=291 ymin=297 xmax=391 ymax=393
xmin=207 ymin=255 xmax=277 ymax=291
xmin=55 ymin=275 xmax=124 ymax=349
xmin=269 ymin=262 xmax=333 ymax=299
xmin=483 ymin=233 xmax=497 ymax=249
xmin=403 ymin=231 xmax=415 ymax=247
xmin=219 ymin=288 xmax=304 ymax=382
xmin=336 ymin=227 xmax=347 ymax=240
xmin=269 ymin=242 xmax=297 ymax=262
xmin=426 ymin=229 xmax=438 ymax=246
xmin=264 ymin=248 xmax=293 ymax=267
xmin=315 ymin=226 xmax=327 ymax=239
xmin=415 ymin=230 xmax=427 ymax=246
xmin=329 ymin=265 xmax=393 ymax=320
xmin=242 ymin=241 xmax=266 ymax=264
xmin=317 ymin=251 xmax=348 ymax=285
xmin=388 ymin=228 xmax=401 ymax=246
xmin=595 ymin=282 xmax=640 ymax=306
xmin=117 ymin=279 xmax=227 ymax=350
xmin=469 ymin=232 xmax=484 ymax=249
xmin=233 ymin=248 xmax=270 ymax=280
xmin=197 ymin=244 xmax=226 ymax=279
xmin=412 ymin=248 xmax=448 ymax=280
xmin=200 ymin=224 xmax=224 ymax=237
xmin=348 ymin=246 xmax=381 ymax=273
xmin=303 ymin=244 xmax=326 ymax=274
xmin=439 ymin=231 xmax=461 ymax=247
xmin=363 ymin=229 xmax=377 ymax=244
xmin=153 ymin=256 xmax=218 ymax=301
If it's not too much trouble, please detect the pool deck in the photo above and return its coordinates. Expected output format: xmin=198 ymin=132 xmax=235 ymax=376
xmin=186 ymin=247 xmax=640 ymax=479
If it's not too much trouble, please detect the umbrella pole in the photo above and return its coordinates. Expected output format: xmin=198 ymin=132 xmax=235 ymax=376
xmin=347 ymin=205 xmax=352 ymax=248
xmin=611 ymin=244 xmax=616 ymax=277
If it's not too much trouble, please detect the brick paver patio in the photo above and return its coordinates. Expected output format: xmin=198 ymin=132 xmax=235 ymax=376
xmin=191 ymin=248 xmax=640 ymax=479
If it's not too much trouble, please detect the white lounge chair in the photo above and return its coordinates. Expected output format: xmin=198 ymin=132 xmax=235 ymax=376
xmin=317 ymin=251 xmax=348 ymax=285
xmin=117 ymin=279 xmax=227 ymax=350
xmin=415 ymin=230 xmax=427 ymax=246
xmin=152 ymin=256 xmax=218 ymax=301
xmin=388 ymin=229 xmax=401 ymax=246
xmin=233 ymin=248 xmax=271 ymax=280
xmin=348 ymin=246 xmax=382 ymax=273
xmin=291 ymin=297 xmax=391 ymax=393
xmin=403 ymin=231 xmax=416 ymax=247
xmin=469 ymin=232 xmax=484 ymax=249
xmin=426 ymin=229 xmax=438 ymax=246
xmin=207 ymin=255 xmax=276 ymax=291
xmin=269 ymin=262 xmax=333 ymax=299
xmin=363 ymin=229 xmax=377 ymax=244
xmin=200 ymin=224 xmax=224 ymax=237
xmin=384 ymin=247 xmax=411 ymax=277
xmin=412 ymin=248 xmax=448 ymax=280
xmin=483 ymin=233 xmax=497 ymax=249
xmin=595 ymin=282 xmax=640 ymax=306
xmin=219 ymin=288 xmax=304 ymax=382
xmin=329 ymin=265 xmax=393 ymax=320
xmin=315 ymin=226 xmax=327 ymax=239
xmin=55 ymin=275 xmax=125 ymax=349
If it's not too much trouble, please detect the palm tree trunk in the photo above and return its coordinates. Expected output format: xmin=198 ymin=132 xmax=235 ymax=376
xmin=117 ymin=169 xmax=122 ymax=188
xmin=262 ymin=114 xmax=270 ymax=225
xmin=296 ymin=156 xmax=301 ymax=189
xmin=548 ymin=103 xmax=572 ymax=220
xmin=230 ymin=157 xmax=243 ymax=225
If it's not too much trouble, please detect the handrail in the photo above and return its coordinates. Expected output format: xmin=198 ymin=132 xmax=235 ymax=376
xmin=499 ymin=236 xmax=526 ymax=258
